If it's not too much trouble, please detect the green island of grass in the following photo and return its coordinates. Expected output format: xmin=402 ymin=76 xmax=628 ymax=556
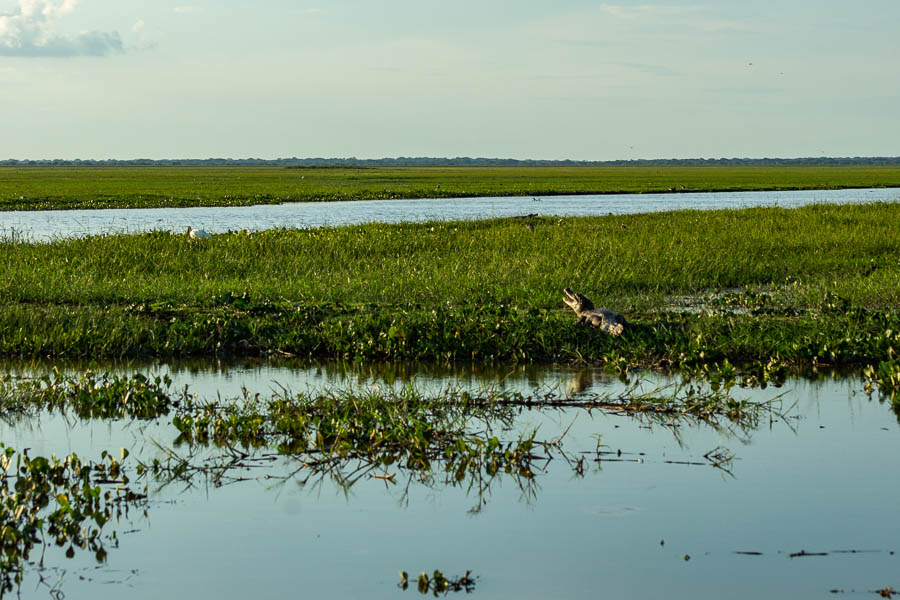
xmin=2 ymin=165 xmax=900 ymax=210
xmin=1 ymin=201 xmax=899 ymax=395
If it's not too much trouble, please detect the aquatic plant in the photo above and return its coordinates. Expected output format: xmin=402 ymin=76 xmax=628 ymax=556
xmin=865 ymin=359 xmax=900 ymax=403
xmin=0 ymin=371 xmax=177 ymax=420
xmin=398 ymin=569 xmax=475 ymax=594
xmin=151 ymin=387 xmax=540 ymax=502
xmin=0 ymin=445 xmax=146 ymax=595
xmin=128 ymin=380 xmax=787 ymax=511
xmin=862 ymin=328 xmax=900 ymax=412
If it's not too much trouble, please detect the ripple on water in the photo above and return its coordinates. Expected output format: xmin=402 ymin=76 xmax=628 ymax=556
xmin=2 ymin=187 xmax=898 ymax=241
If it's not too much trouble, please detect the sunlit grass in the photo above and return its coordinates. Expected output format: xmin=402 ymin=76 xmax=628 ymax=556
xmin=0 ymin=202 xmax=898 ymax=365
xmin=1 ymin=202 xmax=898 ymax=308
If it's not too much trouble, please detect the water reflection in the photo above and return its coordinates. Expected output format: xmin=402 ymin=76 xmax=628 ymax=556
xmin=0 ymin=361 xmax=898 ymax=599
xmin=0 ymin=357 xmax=625 ymax=400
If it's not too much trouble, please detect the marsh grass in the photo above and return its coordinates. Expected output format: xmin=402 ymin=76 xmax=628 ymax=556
xmin=1 ymin=203 xmax=899 ymax=365
xmin=3 ymin=165 xmax=900 ymax=211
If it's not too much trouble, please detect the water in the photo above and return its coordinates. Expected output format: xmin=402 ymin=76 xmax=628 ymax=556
xmin=2 ymin=187 xmax=898 ymax=241
xmin=2 ymin=360 xmax=898 ymax=599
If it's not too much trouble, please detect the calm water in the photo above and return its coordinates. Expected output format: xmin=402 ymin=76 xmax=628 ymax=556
xmin=2 ymin=360 xmax=898 ymax=599
xmin=2 ymin=187 xmax=898 ymax=241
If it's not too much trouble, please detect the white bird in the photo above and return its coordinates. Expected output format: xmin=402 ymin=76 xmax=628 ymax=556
xmin=186 ymin=226 xmax=210 ymax=239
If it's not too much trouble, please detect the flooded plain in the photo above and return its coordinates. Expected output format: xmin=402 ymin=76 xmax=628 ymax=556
xmin=1 ymin=360 xmax=898 ymax=599
xmin=2 ymin=187 xmax=898 ymax=241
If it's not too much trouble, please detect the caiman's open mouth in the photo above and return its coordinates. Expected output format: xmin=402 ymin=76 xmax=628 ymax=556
xmin=562 ymin=288 xmax=626 ymax=336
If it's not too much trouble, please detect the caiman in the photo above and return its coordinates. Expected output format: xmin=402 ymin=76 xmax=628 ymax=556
xmin=563 ymin=288 xmax=628 ymax=336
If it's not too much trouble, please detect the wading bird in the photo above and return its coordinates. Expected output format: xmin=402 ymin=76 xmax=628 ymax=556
xmin=186 ymin=226 xmax=210 ymax=239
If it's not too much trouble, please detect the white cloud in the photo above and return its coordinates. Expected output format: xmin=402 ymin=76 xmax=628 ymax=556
xmin=132 ymin=19 xmax=144 ymax=34
xmin=0 ymin=0 xmax=123 ymax=57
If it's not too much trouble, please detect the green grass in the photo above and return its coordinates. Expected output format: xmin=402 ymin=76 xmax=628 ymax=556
xmin=2 ymin=165 xmax=900 ymax=210
xmin=1 ymin=202 xmax=899 ymax=366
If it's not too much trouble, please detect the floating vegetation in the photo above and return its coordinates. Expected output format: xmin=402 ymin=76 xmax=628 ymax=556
xmin=496 ymin=383 xmax=784 ymax=438
xmin=864 ymin=359 xmax=900 ymax=402
xmin=398 ymin=570 xmax=476 ymax=595
xmin=0 ymin=445 xmax=146 ymax=595
xmin=864 ymin=358 xmax=900 ymax=422
xmin=129 ymin=381 xmax=787 ymax=509
xmin=862 ymin=330 xmax=900 ymax=416
xmin=144 ymin=387 xmax=542 ymax=509
xmin=0 ymin=371 xmax=177 ymax=421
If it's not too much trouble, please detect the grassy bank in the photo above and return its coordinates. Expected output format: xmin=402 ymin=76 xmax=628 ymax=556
xmin=1 ymin=202 xmax=899 ymax=369
xmin=2 ymin=165 xmax=900 ymax=210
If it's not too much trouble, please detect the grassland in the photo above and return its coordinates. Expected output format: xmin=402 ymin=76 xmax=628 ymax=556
xmin=2 ymin=165 xmax=900 ymax=210
xmin=1 ymin=201 xmax=899 ymax=373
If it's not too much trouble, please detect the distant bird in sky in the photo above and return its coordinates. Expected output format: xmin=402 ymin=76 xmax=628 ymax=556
xmin=186 ymin=226 xmax=210 ymax=239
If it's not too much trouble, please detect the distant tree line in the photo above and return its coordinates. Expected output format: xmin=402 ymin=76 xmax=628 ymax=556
xmin=3 ymin=156 xmax=900 ymax=167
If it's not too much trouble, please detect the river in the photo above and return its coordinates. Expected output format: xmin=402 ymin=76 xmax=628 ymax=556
xmin=2 ymin=187 xmax=898 ymax=241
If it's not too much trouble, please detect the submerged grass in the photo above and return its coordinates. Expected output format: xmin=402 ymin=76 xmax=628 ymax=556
xmin=0 ymin=371 xmax=175 ymax=420
xmin=2 ymin=165 xmax=900 ymax=211
xmin=1 ymin=202 xmax=899 ymax=367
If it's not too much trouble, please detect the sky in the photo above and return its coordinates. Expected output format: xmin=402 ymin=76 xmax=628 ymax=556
xmin=1 ymin=0 xmax=898 ymax=160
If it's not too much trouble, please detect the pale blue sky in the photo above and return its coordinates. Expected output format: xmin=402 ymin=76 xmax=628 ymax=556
xmin=1 ymin=0 xmax=898 ymax=160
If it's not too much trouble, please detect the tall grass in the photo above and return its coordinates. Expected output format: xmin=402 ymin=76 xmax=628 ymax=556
xmin=0 ymin=203 xmax=898 ymax=364
xmin=1 ymin=203 xmax=898 ymax=308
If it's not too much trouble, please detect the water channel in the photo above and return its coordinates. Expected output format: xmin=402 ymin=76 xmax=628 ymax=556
xmin=1 ymin=360 xmax=898 ymax=599
xmin=2 ymin=187 xmax=898 ymax=241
